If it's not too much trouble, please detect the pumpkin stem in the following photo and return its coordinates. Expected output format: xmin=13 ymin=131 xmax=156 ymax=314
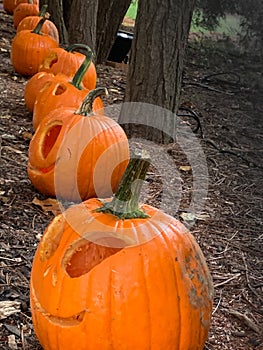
xmin=75 ymin=87 xmax=108 ymax=116
xmin=39 ymin=4 xmax=48 ymax=17
xmin=66 ymin=44 xmax=94 ymax=56
xmin=32 ymin=13 xmax=50 ymax=34
xmin=70 ymin=47 xmax=94 ymax=90
xmin=95 ymin=149 xmax=151 ymax=219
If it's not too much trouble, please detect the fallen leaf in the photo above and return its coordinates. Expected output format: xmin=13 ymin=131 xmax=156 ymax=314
xmin=180 ymin=212 xmax=210 ymax=222
xmin=179 ymin=165 xmax=192 ymax=172
xmin=32 ymin=197 xmax=62 ymax=216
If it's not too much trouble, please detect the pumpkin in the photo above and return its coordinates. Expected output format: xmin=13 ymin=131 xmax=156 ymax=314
xmin=30 ymin=150 xmax=214 ymax=350
xmin=13 ymin=0 xmax=39 ymax=29
xmin=3 ymin=0 xmax=39 ymax=15
xmin=16 ymin=5 xmax=59 ymax=43
xmin=11 ymin=14 xmax=58 ymax=76
xmin=38 ymin=43 xmax=97 ymax=90
xmin=27 ymin=87 xmax=129 ymax=202
xmin=24 ymin=71 xmax=55 ymax=112
xmin=32 ymin=48 xmax=98 ymax=130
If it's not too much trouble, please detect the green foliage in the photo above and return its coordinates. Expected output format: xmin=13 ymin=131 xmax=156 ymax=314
xmin=195 ymin=0 xmax=263 ymax=52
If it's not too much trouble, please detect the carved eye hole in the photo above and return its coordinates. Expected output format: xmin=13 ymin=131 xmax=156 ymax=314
xmin=63 ymin=236 xmax=129 ymax=278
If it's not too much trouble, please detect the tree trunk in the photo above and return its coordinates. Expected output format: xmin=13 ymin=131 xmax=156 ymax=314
xmin=42 ymin=0 xmax=68 ymax=44
xmin=67 ymin=0 xmax=97 ymax=53
xmin=67 ymin=0 xmax=131 ymax=64
xmin=96 ymin=0 xmax=131 ymax=63
xmin=119 ymin=0 xmax=196 ymax=143
xmin=62 ymin=0 xmax=73 ymax=30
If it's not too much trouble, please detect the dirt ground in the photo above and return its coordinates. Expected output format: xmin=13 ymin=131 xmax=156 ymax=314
xmin=0 ymin=2 xmax=263 ymax=350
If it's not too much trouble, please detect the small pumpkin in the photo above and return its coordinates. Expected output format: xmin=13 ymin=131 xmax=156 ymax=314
xmin=16 ymin=5 xmax=59 ymax=43
xmin=32 ymin=48 xmax=98 ymax=130
xmin=13 ymin=0 xmax=39 ymax=29
xmin=11 ymin=14 xmax=58 ymax=76
xmin=38 ymin=43 xmax=97 ymax=90
xmin=28 ymin=87 xmax=129 ymax=202
xmin=3 ymin=0 xmax=39 ymax=15
xmin=30 ymin=150 xmax=213 ymax=350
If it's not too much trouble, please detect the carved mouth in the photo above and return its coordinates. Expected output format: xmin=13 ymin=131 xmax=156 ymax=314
xmin=42 ymin=124 xmax=62 ymax=159
xmin=31 ymin=285 xmax=86 ymax=326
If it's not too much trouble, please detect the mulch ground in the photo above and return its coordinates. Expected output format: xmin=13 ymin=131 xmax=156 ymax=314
xmin=0 ymin=2 xmax=263 ymax=349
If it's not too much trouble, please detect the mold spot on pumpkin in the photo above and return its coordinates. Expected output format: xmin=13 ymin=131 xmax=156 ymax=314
xmin=62 ymin=235 xmax=131 ymax=278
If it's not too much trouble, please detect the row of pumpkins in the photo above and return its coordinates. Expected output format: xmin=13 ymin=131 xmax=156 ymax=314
xmin=5 ymin=1 xmax=214 ymax=349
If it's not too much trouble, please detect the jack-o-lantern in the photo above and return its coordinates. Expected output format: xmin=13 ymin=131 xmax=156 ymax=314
xmin=32 ymin=48 xmax=98 ymax=130
xmin=30 ymin=150 xmax=214 ymax=350
xmin=38 ymin=43 xmax=97 ymax=91
xmin=28 ymin=87 xmax=129 ymax=202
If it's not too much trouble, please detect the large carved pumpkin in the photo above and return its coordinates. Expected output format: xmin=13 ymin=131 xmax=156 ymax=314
xmin=30 ymin=150 xmax=214 ymax=350
xmin=27 ymin=88 xmax=129 ymax=202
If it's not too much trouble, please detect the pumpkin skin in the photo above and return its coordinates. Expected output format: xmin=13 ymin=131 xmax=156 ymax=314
xmin=17 ymin=14 xmax=59 ymax=43
xmin=11 ymin=19 xmax=58 ymax=76
xmin=13 ymin=1 xmax=39 ymax=29
xmin=3 ymin=0 xmax=39 ymax=14
xmin=24 ymin=71 xmax=55 ymax=112
xmin=30 ymin=197 xmax=214 ymax=350
xmin=32 ymin=75 xmax=103 ymax=130
xmin=38 ymin=44 xmax=97 ymax=91
xmin=27 ymin=90 xmax=129 ymax=201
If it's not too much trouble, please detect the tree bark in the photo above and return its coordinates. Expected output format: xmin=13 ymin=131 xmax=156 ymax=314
xmin=67 ymin=0 xmax=97 ymax=53
xmin=62 ymin=0 xmax=73 ymax=30
xmin=119 ymin=0 xmax=196 ymax=143
xmin=96 ymin=0 xmax=131 ymax=63
xmin=67 ymin=0 xmax=131 ymax=63
xmin=41 ymin=0 xmax=68 ymax=44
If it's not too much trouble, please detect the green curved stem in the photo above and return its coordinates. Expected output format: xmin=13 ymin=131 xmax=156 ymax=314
xmin=38 ymin=4 xmax=48 ymax=17
xmin=32 ymin=13 xmax=49 ymax=34
xmin=70 ymin=49 xmax=94 ymax=90
xmin=95 ymin=150 xmax=151 ymax=219
xmin=66 ymin=43 xmax=94 ymax=54
xmin=75 ymin=87 xmax=107 ymax=116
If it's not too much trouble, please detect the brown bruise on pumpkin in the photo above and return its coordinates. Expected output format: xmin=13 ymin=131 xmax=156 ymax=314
xmin=39 ymin=214 xmax=65 ymax=261
xmin=62 ymin=237 xmax=128 ymax=278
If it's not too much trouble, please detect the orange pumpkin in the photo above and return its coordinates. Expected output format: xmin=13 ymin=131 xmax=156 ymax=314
xmin=32 ymin=49 xmax=98 ymax=130
xmin=3 ymin=0 xmax=39 ymax=14
xmin=13 ymin=0 xmax=39 ymax=29
xmin=16 ymin=5 xmax=59 ymax=43
xmin=24 ymin=71 xmax=55 ymax=112
xmin=11 ymin=15 xmax=58 ymax=76
xmin=38 ymin=44 xmax=97 ymax=90
xmin=30 ymin=150 xmax=214 ymax=350
xmin=28 ymin=88 xmax=129 ymax=202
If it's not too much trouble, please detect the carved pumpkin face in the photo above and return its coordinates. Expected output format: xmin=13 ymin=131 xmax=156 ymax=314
xmin=27 ymin=90 xmax=129 ymax=202
xmin=38 ymin=45 xmax=97 ymax=91
xmin=32 ymin=77 xmax=102 ymax=130
xmin=30 ymin=198 xmax=214 ymax=350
